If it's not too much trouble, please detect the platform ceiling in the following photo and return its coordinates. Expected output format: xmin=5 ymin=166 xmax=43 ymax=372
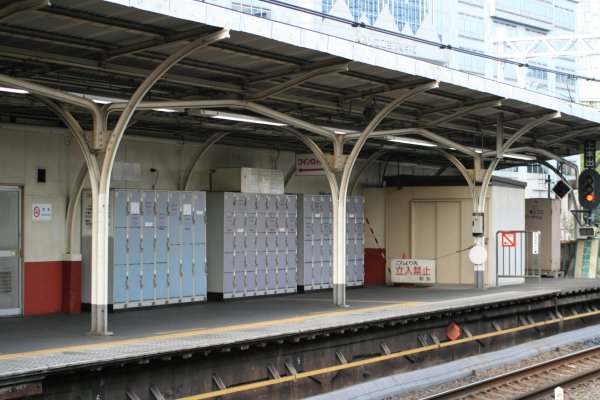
xmin=0 ymin=0 xmax=599 ymax=168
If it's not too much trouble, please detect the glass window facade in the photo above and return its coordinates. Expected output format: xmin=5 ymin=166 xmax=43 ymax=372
xmin=495 ymin=0 xmax=553 ymax=24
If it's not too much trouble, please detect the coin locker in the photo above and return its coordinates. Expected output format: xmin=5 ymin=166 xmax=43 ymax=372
xmin=206 ymin=192 xmax=297 ymax=299
xmin=81 ymin=189 xmax=207 ymax=310
xmin=297 ymin=195 xmax=365 ymax=291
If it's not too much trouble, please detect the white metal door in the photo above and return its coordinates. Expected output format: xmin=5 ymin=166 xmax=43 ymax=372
xmin=0 ymin=187 xmax=21 ymax=316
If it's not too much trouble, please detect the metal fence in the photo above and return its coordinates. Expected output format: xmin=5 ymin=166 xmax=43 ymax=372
xmin=496 ymin=230 xmax=541 ymax=286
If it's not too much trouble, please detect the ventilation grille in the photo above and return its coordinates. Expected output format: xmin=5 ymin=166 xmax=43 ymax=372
xmin=0 ymin=271 xmax=12 ymax=295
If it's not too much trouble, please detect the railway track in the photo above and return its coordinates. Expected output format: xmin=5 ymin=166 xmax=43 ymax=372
xmin=422 ymin=346 xmax=600 ymax=400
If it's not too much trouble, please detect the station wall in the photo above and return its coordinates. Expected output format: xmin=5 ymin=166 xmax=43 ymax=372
xmin=385 ymin=184 xmax=525 ymax=287
xmin=0 ymin=124 xmax=381 ymax=315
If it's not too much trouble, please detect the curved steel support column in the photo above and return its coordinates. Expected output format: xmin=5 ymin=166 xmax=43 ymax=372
xmin=334 ymin=80 xmax=439 ymax=305
xmin=93 ymin=29 xmax=230 ymax=335
xmin=349 ymin=150 xmax=385 ymax=195
xmin=33 ymin=97 xmax=100 ymax=256
xmin=181 ymin=131 xmax=231 ymax=190
xmin=66 ymin=163 xmax=89 ymax=254
xmin=435 ymin=149 xmax=478 ymax=211
xmin=0 ymin=74 xmax=102 ymax=147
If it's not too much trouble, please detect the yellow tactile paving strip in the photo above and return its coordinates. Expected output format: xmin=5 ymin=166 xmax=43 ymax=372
xmin=0 ymin=301 xmax=424 ymax=361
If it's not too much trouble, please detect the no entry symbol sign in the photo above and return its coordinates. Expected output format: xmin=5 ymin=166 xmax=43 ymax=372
xmin=33 ymin=206 xmax=41 ymax=218
xmin=501 ymin=232 xmax=516 ymax=248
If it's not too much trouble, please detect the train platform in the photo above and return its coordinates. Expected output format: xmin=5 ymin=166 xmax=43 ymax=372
xmin=0 ymin=278 xmax=599 ymax=381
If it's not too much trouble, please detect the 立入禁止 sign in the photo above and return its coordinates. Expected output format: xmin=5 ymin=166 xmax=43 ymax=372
xmin=391 ymin=259 xmax=436 ymax=284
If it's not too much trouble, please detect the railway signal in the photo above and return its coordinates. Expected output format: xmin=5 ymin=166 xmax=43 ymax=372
xmin=578 ymin=169 xmax=600 ymax=210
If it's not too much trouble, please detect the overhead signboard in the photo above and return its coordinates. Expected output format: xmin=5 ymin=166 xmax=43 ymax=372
xmin=390 ymin=259 xmax=436 ymax=284
xmin=583 ymin=140 xmax=596 ymax=170
xmin=295 ymin=153 xmax=325 ymax=176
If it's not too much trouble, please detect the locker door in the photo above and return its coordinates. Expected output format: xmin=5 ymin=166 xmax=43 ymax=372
xmin=257 ymin=213 xmax=267 ymax=233
xmin=245 ymin=215 xmax=257 ymax=234
xmin=223 ymin=193 xmax=235 ymax=214
xmin=114 ymin=228 xmax=127 ymax=266
xmin=156 ymin=263 xmax=168 ymax=300
xmin=287 ymin=268 xmax=297 ymax=288
xmin=303 ymin=262 xmax=313 ymax=286
xmin=276 ymin=252 xmax=286 ymax=269
xmin=245 ymin=270 xmax=256 ymax=292
xmin=276 ymin=195 xmax=287 ymax=212
xmin=286 ymin=232 xmax=297 ymax=251
xmin=223 ymin=273 xmax=234 ymax=293
xmin=303 ymin=220 xmax=313 ymax=241
xmin=155 ymin=192 xmax=168 ymax=263
xmin=245 ymin=252 xmax=257 ymax=272
xmin=286 ymin=195 xmax=297 ymax=214
xmin=168 ymin=192 xmax=181 ymax=245
xmin=257 ymin=194 xmax=268 ymax=214
xmin=286 ymin=252 xmax=296 ymax=269
xmin=255 ymin=252 xmax=267 ymax=270
xmin=142 ymin=263 xmax=154 ymax=301
xmin=276 ymin=269 xmax=287 ymax=289
xmin=256 ymin=269 xmax=267 ymax=291
xmin=193 ymin=192 xmax=206 ymax=244
xmin=245 ymin=194 xmax=257 ymax=213
xmin=128 ymin=264 xmax=141 ymax=303
xmin=141 ymin=191 xmax=155 ymax=265
xmin=234 ymin=252 xmax=245 ymax=272
xmin=233 ymin=193 xmax=246 ymax=214
xmin=266 ymin=233 xmax=277 ymax=252
xmin=168 ymin=244 xmax=181 ymax=299
xmin=286 ymin=216 xmax=297 ymax=233
xmin=181 ymin=245 xmax=194 ymax=297
xmin=113 ymin=265 xmax=127 ymax=304
xmin=224 ymin=233 xmax=234 ymax=253
xmin=346 ymin=261 xmax=356 ymax=283
xmin=223 ymin=252 xmax=234 ymax=273
xmin=194 ymin=244 xmax=207 ymax=297
xmin=312 ymin=262 xmax=322 ymax=286
xmin=245 ymin=234 xmax=257 ymax=252
xmin=114 ymin=190 xmax=128 ymax=228
xmin=322 ymin=241 xmax=332 ymax=262
xmin=256 ymin=232 xmax=267 ymax=252
xmin=266 ymin=195 xmax=277 ymax=214
xmin=233 ymin=233 xmax=245 ymax=252
xmin=181 ymin=192 xmax=194 ymax=246
xmin=266 ymin=266 xmax=277 ymax=289
xmin=233 ymin=272 xmax=244 ymax=293
xmin=127 ymin=190 xmax=142 ymax=266
xmin=303 ymin=241 xmax=313 ymax=264
xmin=321 ymin=219 xmax=332 ymax=241
xmin=322 ymin=261 xmax=332 ymax=284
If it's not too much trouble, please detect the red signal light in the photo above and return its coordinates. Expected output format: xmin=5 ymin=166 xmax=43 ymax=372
xmin=585 ymin=193 xmax=595 ymax=203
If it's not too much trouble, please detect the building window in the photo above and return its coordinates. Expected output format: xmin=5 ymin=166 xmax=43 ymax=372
xmin=232 ymin=1 xmax=271 ymax=18
xmin=527 ymin=163 xmax=549 ymax=174
xmin=495 ymin=0 xmax=553 ymax=24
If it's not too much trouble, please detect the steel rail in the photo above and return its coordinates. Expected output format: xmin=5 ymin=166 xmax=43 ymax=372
xmin=421 ymin=345 xmax=600 ymax=400
xmin=177 ymin=310 xmax=600 ymax=400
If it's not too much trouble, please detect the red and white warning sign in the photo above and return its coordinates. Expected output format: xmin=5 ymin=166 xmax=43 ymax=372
xmin=32 ymin=203 xmax=52 ymax=221
xmin=501 ymin=231 xmax=516 ymax=248
xmin=295 ymin=153 xmax=325 ymax=176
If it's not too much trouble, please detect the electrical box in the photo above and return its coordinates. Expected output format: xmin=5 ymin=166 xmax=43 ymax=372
xmin=472 ymin=213 xmax=484 ymax=236
xmin=525 ymin=198 xmax=561 ymax=274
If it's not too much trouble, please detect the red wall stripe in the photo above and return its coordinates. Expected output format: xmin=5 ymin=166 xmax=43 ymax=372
xmin=24 ymin=261 xmax=63 ymax=315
